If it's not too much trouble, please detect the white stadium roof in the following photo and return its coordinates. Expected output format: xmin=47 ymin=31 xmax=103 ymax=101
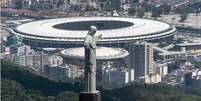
xmin=61 ymin=47 xmax=129 ymax=60
xmin=13 ymin=17 xmax=176 ymax=43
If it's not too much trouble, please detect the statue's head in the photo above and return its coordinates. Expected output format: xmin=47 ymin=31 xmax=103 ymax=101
xmin=89 ymin=26 xmax=97 ymax=35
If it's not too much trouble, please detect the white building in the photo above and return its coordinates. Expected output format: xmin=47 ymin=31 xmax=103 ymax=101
xmin=44 ymin=64 xmax=83 ymax=79
xmin=129 ymin=42 xmax=155 ymax=82
xmin=156 ymin=63 xmax=168 ymax=76
xmin=17 ymin=45 xmax=31 ymax=55
xmin=65 ymin=65 xmax=82 ymax=79
xmin=101 ymin=67 xmax=135 ymax=87
xmin=11 ymin=52 xmax=49 ymax=72
xmin=48 ymin=55 xmax=63 ymax=67
xmin=144 ymin=74 xmax=162 ymax=84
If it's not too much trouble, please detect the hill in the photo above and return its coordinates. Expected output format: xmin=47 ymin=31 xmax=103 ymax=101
xmin=1 ymin=59 xmax=201 ymax=101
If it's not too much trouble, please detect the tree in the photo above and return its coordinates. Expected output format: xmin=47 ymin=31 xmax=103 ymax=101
xmin=137 ymin=8 xmax=145 ymax=18
xmin=14 ymin=0 xmax=23 ymax=9
xmin=55 ymin=92 xmax=78 ymax=101
xmin=192 ymin=62 xmax=201 ymax=69
xmin=131 ymin=0 xmax=139 ymax=3
xmin=160 ymin=3 xmax=171 ymax=14
xmin=180 ymin=12 xmax=188 ymax=22
xmin=128 ymin=8 xmax=137 ymax=16
xmin=57 ymin=0 xmax=65 ymax=7
xmin=141 ymin=2 xmax=153 ymax=12
xmin=110 ymin=0 xmax=121 ymax=10
xmin=1 ymin=79 xmax=45 ymax=101
xmin=176 ymin=37 xmax=184 ymax=44
xmin=151 ymin=7 xmax=162 ymax=19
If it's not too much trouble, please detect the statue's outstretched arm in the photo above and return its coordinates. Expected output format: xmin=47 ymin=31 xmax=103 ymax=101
xmin=94 ymin=34 xmax=102 ymax=42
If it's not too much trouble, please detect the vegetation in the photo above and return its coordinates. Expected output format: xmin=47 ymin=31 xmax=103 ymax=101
xmin=1 ymin=79 xmax=45 ymax=101
xmin=151 ymin=7 xmax=162 ymax=19
xmin=175 ymin=2 xmax=201 ymax=14
xmin=176 ymin=37 xmax=185 ymax=44
xmin=110 ymin=0 xmax=121 ymax=10
xmin=128 ymin=8 xmax=145 ymax=18
xmin=192 ymin=61 xmax=201 ymax=70
xmin=103 ymin=83 xmax=201 ymax=101
xmin=1 ymin=59 xmax=201 ymax=101
xmin=1 ymin=60 xmax=82 ymax=96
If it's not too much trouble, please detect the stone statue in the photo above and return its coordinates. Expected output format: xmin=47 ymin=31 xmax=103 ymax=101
xmin=84 ymin=26 xmax=102 ymax=93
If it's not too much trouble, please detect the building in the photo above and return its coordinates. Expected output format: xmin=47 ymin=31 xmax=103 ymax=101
xmin=48 ymin=55 xmax=63 ymax=67
xmin=17 ymin=45 xmax=31 ymax=55
xmin=44 ymin=64 xmax=83 ymax=79
xmin=68 ymin=0 xmax=97 ymax=7
xmin=65 ymin=65 xmax=83 ymax=79
xmin=12 ymin=17 xmax=176 ymax=48
xmin=0 ymin=0 xmax=10 ymax=6
xmin=129 ymin=42 xmax=155 ymax=83
xmin=101 ymin=67 xmax=134 ymax=87
xmin=175 ymin=43 xmax=201 ymax=55
xmin=11 ymin=52 xmax=49 ymax=72
xmin=156 ymin=62 xmax=168 ymax=76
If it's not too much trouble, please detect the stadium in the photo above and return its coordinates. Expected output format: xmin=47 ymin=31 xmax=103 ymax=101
xmin=12 ymin=17 xmax=176 ymax=48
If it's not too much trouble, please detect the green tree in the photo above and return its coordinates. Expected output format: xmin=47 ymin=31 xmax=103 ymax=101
xmin=128 ymin=8 xmax=137 ymax=16
xmin=160 ymin=3 xmax=171 ymax=14
xmin=14 ymin=0 xmax=23 ymax=9
xmin=151 ymin=7 xmax=162 ymax=19
xmin=55 ymin=92 xmax=79 ymax=101
xmin=137 ymin=8 xmax=145 ymax=18
xmin=1 ymin=79 xmax=45 ymax=101
xmin=176 ymin=37 xmax=184 ymax=44
xmin=131 ymin=0 xmax=139 ymax=3
xmin=179 ymin=12 xmax=188 ymax=22
xmin=110 ymin=0 xmax=121 ymax=10
xmin=141 ymin=2 xmax=153 ymax=12
xmin=2 ymin=60 xmax=201 ymax=101
xmin=192 ymin=62 xmax=201 ymax=69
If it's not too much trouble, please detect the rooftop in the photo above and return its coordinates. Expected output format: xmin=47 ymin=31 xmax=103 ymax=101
xmin=61 ymin=47 xmax=129 ymax=60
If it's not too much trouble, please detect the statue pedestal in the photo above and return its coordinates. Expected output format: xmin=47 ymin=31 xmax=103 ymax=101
xmin=79 ymin=91 xmax=101 ymax=101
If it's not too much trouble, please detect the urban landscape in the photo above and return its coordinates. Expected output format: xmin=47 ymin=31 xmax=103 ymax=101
xmin=1 ymin=0 xmax=201 ymax=101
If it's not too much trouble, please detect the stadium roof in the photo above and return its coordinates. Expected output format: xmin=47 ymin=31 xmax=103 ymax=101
xmin=61 ymin=47 xmax=129 ymax=60
xmin=13 ymin=17 xmax=176 ymax=43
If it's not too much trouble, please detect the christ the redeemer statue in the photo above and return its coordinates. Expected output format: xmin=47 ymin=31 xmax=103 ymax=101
xmin=84 ymin=26 xmax=102 ymax=93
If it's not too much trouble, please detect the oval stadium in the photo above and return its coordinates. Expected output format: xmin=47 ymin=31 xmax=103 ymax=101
xmin=12 ymin=17 xmax=176 ymax=47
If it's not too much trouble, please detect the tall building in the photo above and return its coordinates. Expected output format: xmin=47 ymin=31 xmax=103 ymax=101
xmin=11 ymin=52 xmax=49 ymax=72
xmin=17 ymin=45 xmax=31 ymax=55
xmin=100 ymin=62 xmax=134 ymax=87
xmin=100 ymin=66 xmax=135 ymax=87
xmin=44 ymin=64 xmax=82 ymax=79
xmin=89 ymin=0 xmax=96 ymax=7
xmin=48 ymin=55 xmax=63 ymax=67
xmin=71 ymin=0 xmax=97 ymax=7
xmin=129 ymin=42 xmax=155 ymax=82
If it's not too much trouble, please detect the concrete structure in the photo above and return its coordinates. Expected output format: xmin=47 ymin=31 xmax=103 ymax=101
xmin=48 ymin=55 xmax=63 ymax=67
xmin=11 ymin=52 xmax=49 ymax=72
xmin=101 ymin=67 xmax=134 ymax=87
xmin=44 ymin=64 xmax=82 ymax=79
xmin=65 ymin=65 xmax=82 ymax=79
xmin=156 ymin=63 xmax=168 ymax=76
xmin=129 ymin=42 xmax=155 ymax=83
xmin=176 ymin=42 xmax=201 ymax=55
xmin=61 ymin=47 xmax=129 ymax=60
xmin=12 ymin=17 xmax=176 ymax=47
xmin=68 ymin=0 xmax=97 ymax=7
xmin=17 ymin=45 xmax=31 ymax=55
xmin=61 ymin=47 xmax=129 ymax=87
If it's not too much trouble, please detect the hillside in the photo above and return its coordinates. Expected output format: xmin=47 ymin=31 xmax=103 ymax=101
xmin=1 ymin=59 xmax=201 ymax=101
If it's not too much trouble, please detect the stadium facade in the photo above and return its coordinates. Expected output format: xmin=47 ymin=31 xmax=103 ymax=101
xmin=12 ymin=17 xmax=176 ymax=48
